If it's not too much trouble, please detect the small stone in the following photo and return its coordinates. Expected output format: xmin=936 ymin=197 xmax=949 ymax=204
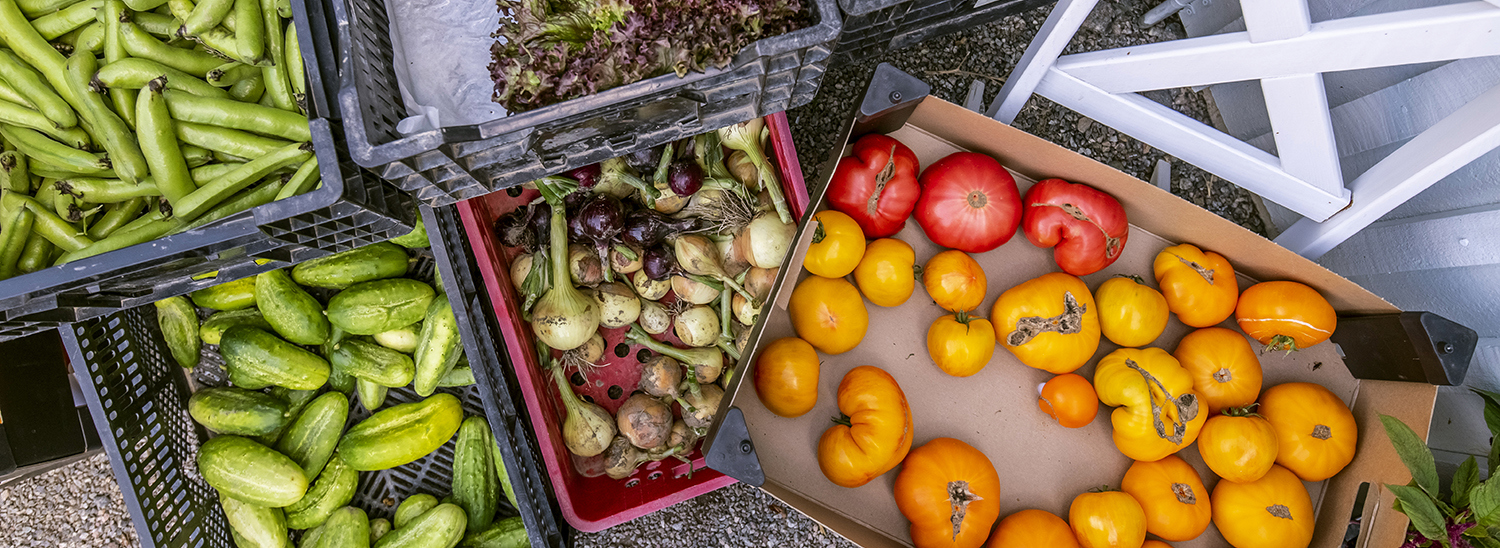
xmin=1076 ymin=117 xmax=1094 ymax=132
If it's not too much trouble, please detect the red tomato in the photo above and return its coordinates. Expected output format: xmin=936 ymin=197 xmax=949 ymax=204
xmin=914 ymin=152 xmax=1021 ymax=253
xmin=1022 ymin=179 xmax=1130 ymax=276
xmin=827 ymin=134 xmax=922 ymax=238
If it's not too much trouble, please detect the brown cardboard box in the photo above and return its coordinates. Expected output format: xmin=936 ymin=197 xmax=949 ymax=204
xmin=707 ymin=68 xmax=1436 ymax=548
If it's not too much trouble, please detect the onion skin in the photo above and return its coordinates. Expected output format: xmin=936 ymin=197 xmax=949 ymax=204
xmin=611 ymin=246 xmax=642 ymax=274
xmin=682 ymin=385 xmax=724 ymax=429
xmin=727 ymin=150 xmax=758 ymax=189
xmin=567 ymin=164 xmax=601 ymax=189
xmin=667 ymin=161 xmax=705 ymax=196
xmin=638 ymin=355 xmax=683 ymax=398
xmin=632 ymin=270 xmax=670 ymax=301
xmin=732 ymin=293 xmax=759 ymax=326
xmin=671 ymin=276 xmax=720 ymax=305
xmin=717 ymin=237 xmax=750 ymax=280
xmin=568 ymin=244 xmax=604 ymax=287
xmin=674 ymin=305 xmax=721 ymax=348
xmin=639 ymin=301 xmax=672 ymax=334
xmin=510 ymin=253 xmax=533 ymax=292
xmin=577 ymin=331 xmax=605 ymax=363
xmin=616 ymin=394 xmax=673 ymax=449
xmin=534 ymin=203 xmax=602 ymax=352
xmin=653 ymin=189 xmax=689 ymax=215
xmin=553 ymin=367 xmax=615 ymax=457
xmin=745 ymin=267 xmax=777 ymax=302
xmin=738 ymin=212 xmax=795 ymax=269
xmin=604 ymin=436 xmax=645 ymax=479
xmin=642 ymin=246 xmax=675 ymax=281
xmin=593 ymin=282 xmax=641 ymax=329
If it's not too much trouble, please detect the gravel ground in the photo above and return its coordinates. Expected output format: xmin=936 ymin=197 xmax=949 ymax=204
xmin=12 ymin=2 xmax=1264 ymax=546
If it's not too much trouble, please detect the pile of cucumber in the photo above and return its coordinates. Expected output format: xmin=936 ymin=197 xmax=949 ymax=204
xmin=152 ymin=238 xmax=528 ymax=548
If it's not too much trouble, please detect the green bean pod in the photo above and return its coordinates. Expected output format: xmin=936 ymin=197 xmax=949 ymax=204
xmin=0 ymin=79 xmax=35 ymax=108
xmin=190 ymin=161 xmax=241 ymax=182
xmin=181 ymin=0 xmax=230 ymax=36
xmin=101 ymin=0 xmax=139 ymax=128
xmin=0 ymin=208 xmax=35 ymax=279
xmin=233 ymin=0 xmax=263 ymax=65
xmin=74 ymin=20 xmax=105 ymax=54
xmin=273 ymin=157 xmax=318 ymax=200
xmin=272 ymin=0 xmax=284 ymax=17
xmin=122 ymin=0 xmax=166 ymax=11
xmin=130 ymin=11 xmax=177 ymax=36
xmin=163 ymin=89 xmax=309 ymax=141
xmin=0 ymin=50 xmax=77 ymax=128
xmin=63 ymin=53 xmax=149 ymax=184
xmin=182 ymin=144 xmax=212 ymax=167
xmin=181 ymin=175 xmax=281 ymax=230
xmin=18 ymin=0 xmax=84 ymax=16
xmin=92 ymin=58 xmax=231 ymax=99
xmin=0 ymin=125 xmax=108 ymax=173
xmin=257 ymin=0 xmax=291 ymax=111
xmin=175 ymin=121 xmax=292 ymax=159
xmin=0 ymin=100 xmax=90 ymax=149
xmin=206 ymin=62 xmax=256 ymax=87
xmin=164 ymin=0 xmax=190 ymax=20
xmin=0 ymin=0 xmax=81 ymax=113
xmin=29 ymin=161 xmax=114 ymax=180
xmin=120 ymin=21 xmax=226 ymax=75
xmin=137 ymin=78 xmax=196 ymax=203
xmin=87 ymin=196 xmax=146 ymax=238
xmin=31 ymin=0 xmax=103 ymax=40
xmin=1 ymin=192 xmax=94 ymax=252
xmin=17 ymin=231 xmax=55 ymax=273
xmin=0 ymin=150 xmax=29 ymax=193
xmin=284 ymin=25 xmax=305 ymax=106
xmin=55 ymin=213 xmax=172 ymax=263
xmin=54 ymin=177 xmax=159 ymax=203
xmin=228 ymin=73 xmax=264 ymax=102
xmin=170 ymin=141 xmax=308 ymax=221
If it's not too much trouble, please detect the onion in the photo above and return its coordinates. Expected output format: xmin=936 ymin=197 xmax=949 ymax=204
xmin=642 ymin=245 xmax=675 ymax=281
xmin=638 ymin=355 xmax=683 ymax=398
xmin=568 ymin=244 xmax=604 ymax=287
xmin=531 ymin=185 xmax=602 ymax=351
xmin=671 ymin=275 xmax=719 ymax=305
xmin=673 ymin=305 xmax=720 ymax=348
xmin=681 ymin=385 xmax=724 ymax=429
xmin=577 ymin=331 xmax=605 ymax=363
xmin=666 ymin=419 xmax=696 ymax=449
xmin=632 ymin=270 xmax=669 ymax=301
xmin=734 ymin=323 xmax=753 ymax=353
xmin=693 ymin=132 xmax=732 ymax=179
xmin=551 ymin=365 xmax=615 ymax=457
xmin=745 ymin=267 xmax=777 ymax=302
xmin=510 ymin=253 xmax=533 ymax=292
xmin=626 ymin=146 xmax=662 ymax=175
xmin=715 ymin=236 xmax=749 ymax=280
xmin=671 ymin=235 xmax=755 ymax=301
xmin=593 ymin=282 xmax=641 ymax=329
xmin=604 ymin=436 xmax=646 ymax=479
xmin=600 ymin=157 xmax=658 ymax=203
xmin=616 ymin=394 xmax=673 ymax=450
xmin=638 ymin=300 xmax=671 ymax=334
xmin=718 ymin=119 xmax=790 ymax=223
xmin=621 ymin=210 xmax=695 ymax=248
xmin=731 ymin=293 xmax=759 ymax=326
xmin=610 ymin=245 xmax=642 ymax=274
xmin=626 ymin=324 xmax=725 ymax=391
xmin=666 ymin=161 xmax=704 ymax=196
xmin=652 ymin=189 xmax=688 ymax=215
xmin=736 ymin=212 xmax=795 ymax=269
xmin=726 ymin=150 xmax=758 ymax=189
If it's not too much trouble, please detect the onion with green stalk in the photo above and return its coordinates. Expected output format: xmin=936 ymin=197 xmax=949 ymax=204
xmin=670 ymin=274 xmax=721 ymax=305
xmin=626 ymin=323 xmax=724 ymax=396
xmin=531 ymin=177 xmax=601 ymax=352
xmin=718 ymin=118 xmax=791 ymax=224
xmin=673 ymin=304 xmax=719 ymax=348
xmin=671 ymin=234 xmax=756 ymax=302
xmin=599 ymin=157 xmax=659 ymax=205
xmin=544 ymin=348 xmax=616 ymax=458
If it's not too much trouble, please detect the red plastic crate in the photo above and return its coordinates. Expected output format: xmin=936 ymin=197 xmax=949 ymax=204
xmin=457 ymin=112 xmax=809 ymax=532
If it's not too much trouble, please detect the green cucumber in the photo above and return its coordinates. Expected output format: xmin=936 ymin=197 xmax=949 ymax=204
xmin=220 ymin=326 xmax=331 ymax=390
xmin=412 ymin=295 xmax=461 ymax=397
xmin=356 ymin=378 xmax=388 ymax=412
xmin=437 ymin=365 xmax=475 ymax=388
xmin=284 ymin=454 xmax=358 ymax=530
xmin=322 ymin=327 xmax=356 ymax=394
xmin=337 ymin=393 xmax=462 ymax=471
xmin=326 ymin=279 xmax=435 ymax=335
xmin=187 ymin=387 xmax=287 ymax=436
xmin=452 ymin=417 xmax=499 ymax=532
xmin=460 ymin=517 xmax=527 ymax=548
xmin=255 ymin=387 xmax=319 ymax=446
xmin=317 ymin=506 xmax=371 ymax=548
xmin=372 ymin=322 xmax=421 ymax=354
xmin=221 ymin=495 xmax=291 ymax=548
xmin=192 ymin=276 xmax=257 ymax=310
xmin=332 ymin=339 xmax=415 ymax=387
xmin=155 ymin=296 xmax=201 ymax=369
xmin=291 ymin=242 xmax=409 ymax=289
xmin=200 ymin=308 xmax=272 ymax=345
xmin=370 ymin=518 xmax=392 ymax=543
xmin=393 ymin=494 xmax=439 ymax=529
xmin=275 ymin=392 xmax=348 ymax=480
xmin=256 ymin=269 xmax=331 ymax=345
xmin=389 ymin=213 xmax=428 ymax=248
xmin=198 ymin=435 xmax=308 ymax=507
xmin=492 ymin=444 xmax=518 ymax=510
xmin=376 ymin=503 xmax=466 ymax=548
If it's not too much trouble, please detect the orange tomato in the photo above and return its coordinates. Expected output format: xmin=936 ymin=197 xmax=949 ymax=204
xmin=1152 ymin=244 xmax=1237 ymax=328
xmin=992 ymin=272 xmax=1101 ymax=374
xmin=895 ymin=438 xmax=1002 ymax=548
xmin=1069 ymin=489 xmax=1146 ymax=548
xmin=1197 ymin=408 xmax=1279 ymax=483
xmin=817 ymin=366 xmax=913 ymax=488
xmin=986 ymin=509 xmax=1080 ymax=548
xmin=789 ymin=275 xmax=869 ymax=355
xmin=1172 ymin=327 xmax=1263 ymax=414
xmin=752 ymin=337 xmax=820 ymax=418
xmin=1235 ymin=281 xmax=1337 ymax=352
xmin=1038 ymin=373 xmax=1098 ymax=428
xmin=1142 ymin=542 xmax=1172 ymax=548
xmin=1119 ymin=455 xmax=1211 ymax=542
xmin=1258 ymin=382 xmax=1357 ymax=482
xmin=1211 ymin=465 xmax=1315 ymax=548
xmin=855 ymin=238 xmax=918 ymax=307
xmin=804 ymin=210 xmax=867 ymax=278
xmin=927 ymin=312 xmax=997 ymax=377
xmin=1094 ymin=275 xmax=1168 ymax=348
xmin=923 ymin=250 xmax=987 ymax=312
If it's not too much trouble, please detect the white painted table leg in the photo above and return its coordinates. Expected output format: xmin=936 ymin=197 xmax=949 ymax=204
xmin=987 ymin=0 xmax=1102 ymax=124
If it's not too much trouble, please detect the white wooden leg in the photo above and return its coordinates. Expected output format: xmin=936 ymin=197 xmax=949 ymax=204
xmin=988 ymin=0 xmax=1102 ymax=124
xmin=1261 ymin=74 xmax=1345 ymax=197
xmin=1240 ymin=0 xmax=1310 ymax=42
xmin=1275 ymin=84 xmax=1500 ymax=259
xmin=1055 ymin=2 xmax=1500 ymax=93
xmin=1034 ymin=66 xmax=1353 ymax=221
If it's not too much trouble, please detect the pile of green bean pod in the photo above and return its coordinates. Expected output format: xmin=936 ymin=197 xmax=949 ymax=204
xmin=0 ymin=0 xmax=316 ymax=281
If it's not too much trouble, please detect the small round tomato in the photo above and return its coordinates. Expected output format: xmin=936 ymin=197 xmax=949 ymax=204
xmin=1094 ymin=275 xmax=1168 ymax=348
xmin=1235 ymin=281 xmax=1337 ymax=352
xmin=993 ymin=272 xmax=1100 ymax=374
xmin=1142 ymin=542 xmax=1172 ymax=548
xmin=1173 ymin=327 xmax=1262 ymax=414
xmin=855 ymin=238 xmax=917 ymax=307
xmin=1152 ymin=244 xmax=1238 ymax=328
xmin=986 ymin=509 xmax=1080 ymax=548
xmin=1038 ymin=373 xmax=1098 ymax=428
xmin=1198 ymin=407 xmax=1279 ymax=483
xmin=923 ymin=250 xmax=986 ymax=313
xmin=1069 ymin=489 xmax=1146 ymax=548
xmin=788 ymin=275 xmax=869 ymax=355
xmin=753 ymin=337 xmax=820 ymax=418
xmin=927 ymin=312 xmax=996 ymax=377
xmin=803 ymin=210 xmax=867 ymax=278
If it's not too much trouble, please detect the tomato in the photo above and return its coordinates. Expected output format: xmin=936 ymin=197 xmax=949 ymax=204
xmin=855 ymin=238 xmax=917 ymax=307
xmin=1094 ymin=276 xmax=1168 ymax=348
xmin=1258 ymin=382 xmax=1357 ymax=481
xmin=827 ymin=134 xmax=922 ymax=238
xmin=926 ymin=312 xmax=996 ymax=378
xmin=1152 ymin=244 xmax=1238 ymax=328
xmin=914 ymin=152 xmax=1022 ymax=253
xmin=1021 ymin=178 xmax=1130 ymax=276
xmin=804 ymin=210 xmax=867 ymax=278
xmin=1038 ymin=373 xmax=1098 ymax=428
xmin=1235 ymin=281 xmax=1337 ymax=352
xmin=895 ymin=438 xmax=1002 ymax=548
xmin=992 ymin=272 xmax=1100 ymax=374
xmin=752 ymin=337 xmax=820 ymax=418
xmin=1211 ymin=465 xmax=1315 ymax=548
xmin=1197 ymin=407 xmax=1279 ymax=483
xmin=789 ymin=276 xmax=869 ymax=355
xmin=1120 ymin=455 xmax=1211 ymax=542
xmin=1141 ymin=542 xmax=1172 ymax=548
xmin=1172 ymin=327 xmax=1262 ymax=414
xmin=986 ymin=509 xmax=1080 ymax=548
xmin=923 ymin=250 xmax=987 ymax=313
xmin=1069 ymin=489 xmax=1146 ymax=548
xmin=1094 ymin=348 xmax=1208 ymax=462
xmin=818 ymin=366 xmax=914 ymax=488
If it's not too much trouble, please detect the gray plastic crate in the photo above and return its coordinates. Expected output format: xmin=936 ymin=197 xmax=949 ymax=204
xmin=831 ymin=0 xmax=1053 ymax=65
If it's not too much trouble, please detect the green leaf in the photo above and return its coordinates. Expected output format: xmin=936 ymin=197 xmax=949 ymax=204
xmin=1476 ymin=477 xmax=1500 ymax=528
xmin=1492 ymin=435 xmax=1500 ymax=478
xmin=1456 ymin=456 xmax=1480 ymax=509
xmin=1473 ymin=534 xmax=1500 ymax=548
xmin=1380 ymin=414 xmax=1442 ymax=497
xmin=1390 ymin=484 xmax=1451 ymax=547
xmin=1475 ymin=389 xmax=1500 ymax=438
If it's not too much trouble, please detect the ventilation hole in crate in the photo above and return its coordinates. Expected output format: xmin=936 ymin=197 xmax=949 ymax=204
xmin=648 ymin=471 xmax=662 ymax=480
xmin=581 ymin=394 xmax=594 ymax=403
xmin=506 ymin=187 xmax=523 ymax=197
xmin=570 ymin=372 xmax=585 ymax=386
xmin=635 ymin=349 xmax=650 ymax=362
xmin=625 ymin=478 xmax=639 ymax=488
xmin=613 ymin=343 xmax=630 ymax=358
xmin=607 ymin=385 xmax=623 ymax=399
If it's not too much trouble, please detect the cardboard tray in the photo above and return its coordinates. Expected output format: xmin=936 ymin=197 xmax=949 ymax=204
xmin=704 ymin=65 xmax=1438 ymax=548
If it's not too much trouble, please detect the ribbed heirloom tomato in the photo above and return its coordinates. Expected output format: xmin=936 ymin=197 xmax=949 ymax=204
xmin=1211 ymin=465 xmax=1315 ymax=548
xmin=1038 ymin=373 xmax=1098 ymax=428
xmin=1235 ymin=281 xmax=1337 ymax=352
xmin=1094 ymin=348 xmax=1207 ymax=462
xmin=1152 ymin=244 xmax=1238 ymax=328
xmin=992 ymin=272 xmax=1100 ymax=374
xmin=1120 ymin=455 xmax=1211 ymax=542
xmin=1069 ymin=489 xmax=1146 ymax=548
xmin=818 ymin=366 xmax=913 ymax=488
xmin=1021 ymin=178 xmax=1130 ymax=276
xmin=752 ymin=337 xmax=820 ymax=418
xmin=827 ymin=134 xmax=922 ymax=238
xmin=788 ymin=276 xmax=869 ymax=355
xmin=924 ymin=250 xmax=987 ymax=313
xmin=855 ymin=238 xmax=917 ymax=307
xmin=914 ymin=152 xmax=1022 ymax=254
xmin=1094 ymin=275 xmax=1168 ymax=348
xmin=1258 ymin=382 xmax=1357 ymax=481
xmin=927 ymin=312 xmax=997 ymax=377
xmin=1197 ymin=406 xmax=1279 ymax=483
xmin=895 ymin=438 xmax=1002 ymax=548
xmin=1172 ymin=327 xmax=1263 ymax=414
xmin=803 ymin=210 xmax=867 ymax=278
xmin=986 ymin=509 xmax=1080 ymax=548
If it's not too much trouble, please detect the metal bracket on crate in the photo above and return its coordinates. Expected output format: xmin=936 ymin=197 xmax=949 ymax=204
xmin=852 ymin=63 xmax=932 ymax=139
xmin=705 ymin=407 xmax=766 ymax=486
xmin=1331 ymin=311 xmax=1477 ymax=386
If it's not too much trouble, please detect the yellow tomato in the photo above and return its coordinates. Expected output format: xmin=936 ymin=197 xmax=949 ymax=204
xmin=1152 ymin=244 xmax=1238 ymax=328
xmin=753 ymin=337 xmax=820 ymax=418
xmin=854 ymin=238 xmax=917 ymax=307
xmin=992 ymin=272 xmax=1100 ymax=374
xmin=923 ymin=250 xmax=987 ymax=312
xmin=926 ymin=312 xmax=996 ymax=377
xmin=788 ymin=275 xmax=869 ymax=355
xmin=804 ymin=210 xmax=867 ymax=278
xmin=1069 ymin=489 xmax=1146 ymax=548
xmin=1094 ymin=276 xmax=1168 ymax=348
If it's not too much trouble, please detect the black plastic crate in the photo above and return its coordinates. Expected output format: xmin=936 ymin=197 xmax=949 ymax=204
xmin=318 ymin=0 xmax=840 ymax=207
xmin=830 ymin=0 xmax=1053 ymax=65
xmin=0 ymin=118 xmax=417 ymax=342
xmin=64 ymin=253 xmax=562 ymax=548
